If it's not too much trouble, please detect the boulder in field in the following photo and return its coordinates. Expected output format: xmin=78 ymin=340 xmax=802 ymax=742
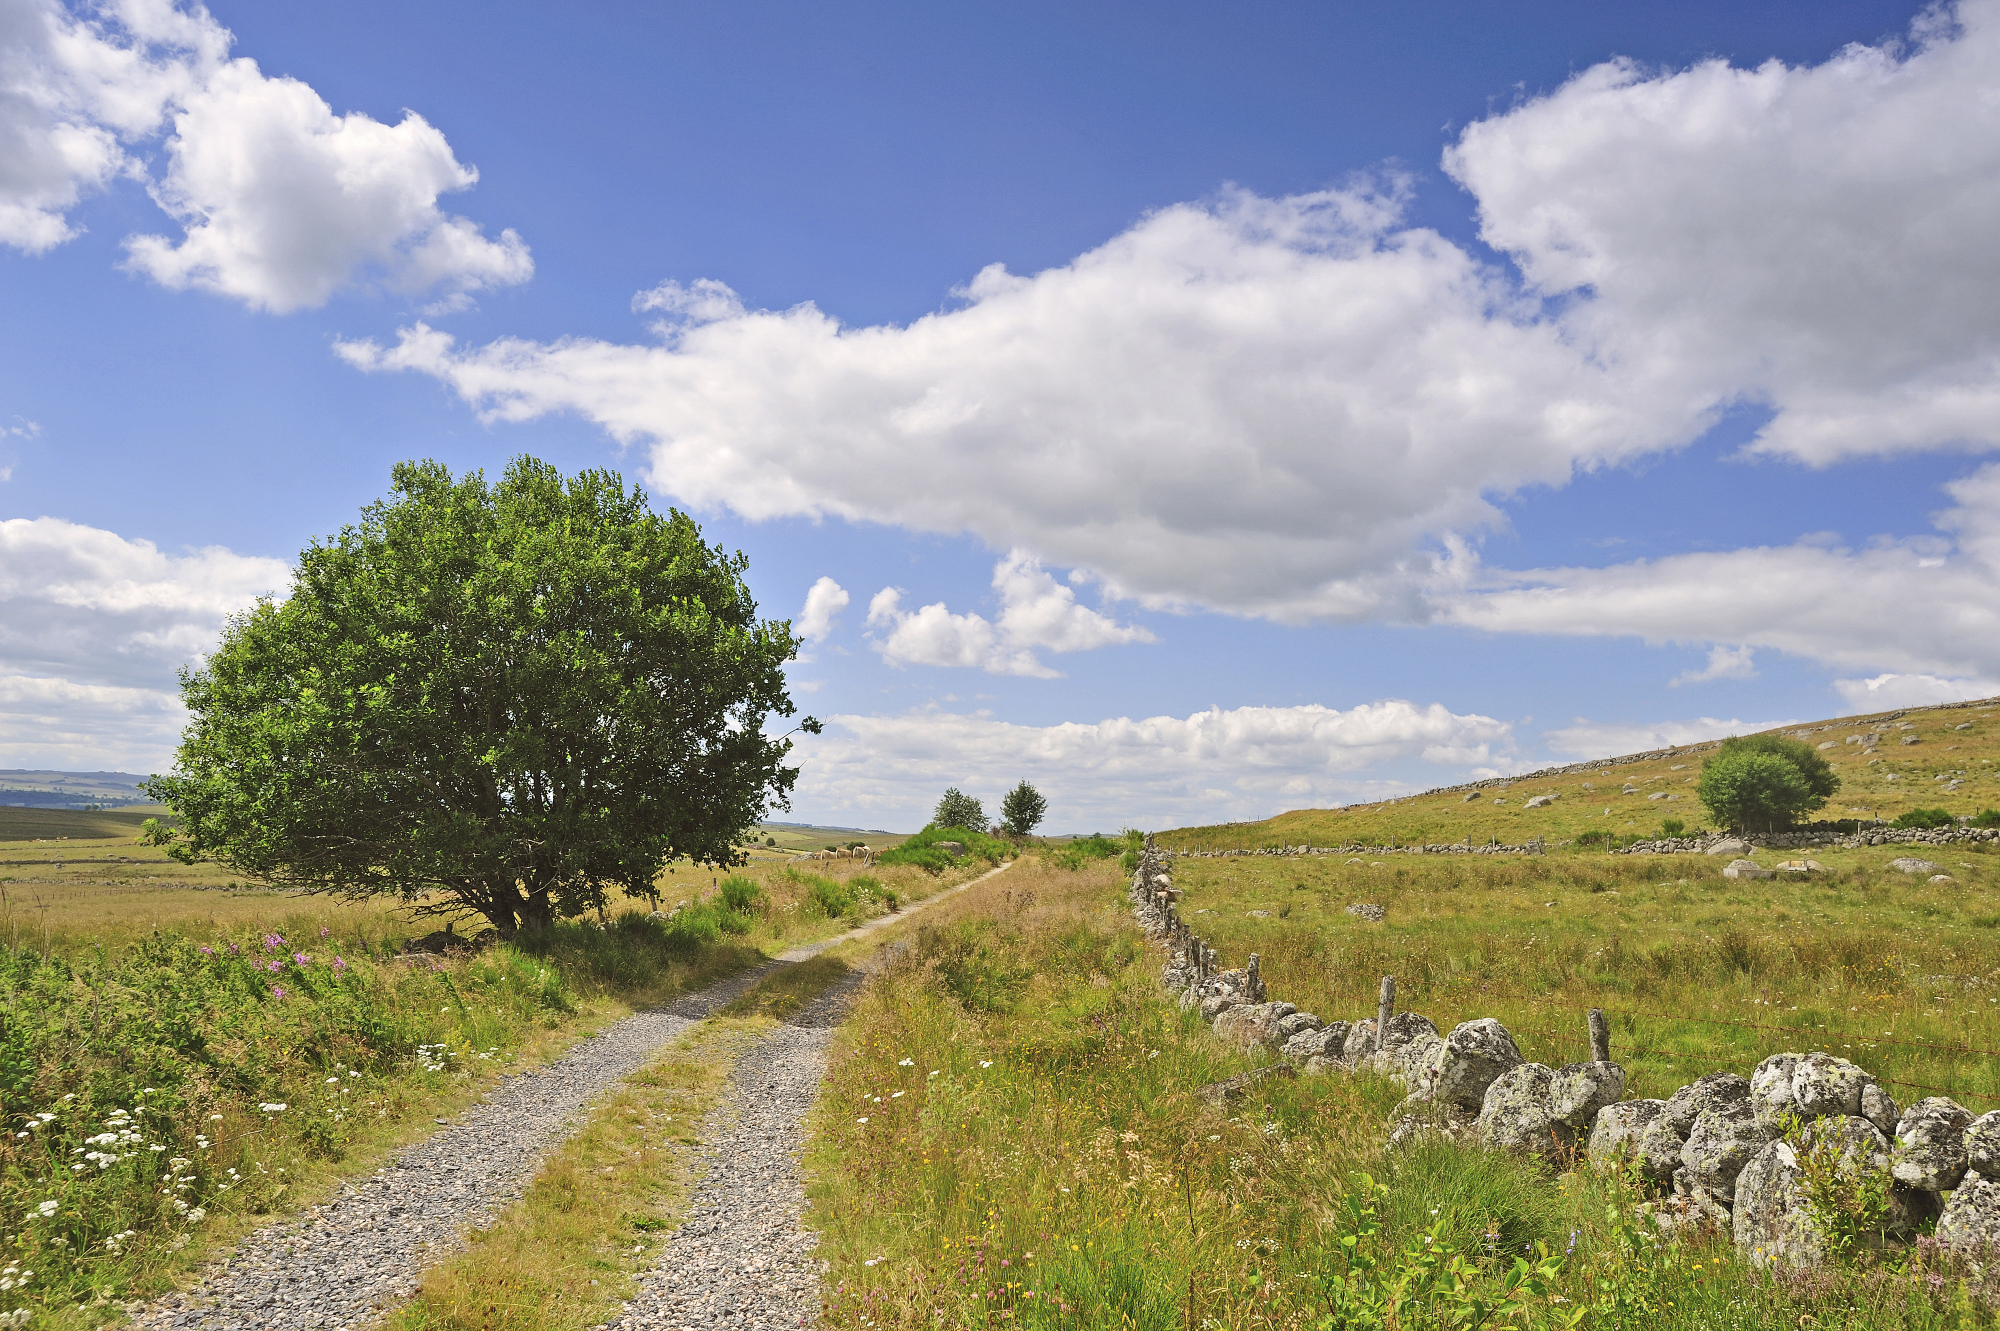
xmin=1723 ymin=859 xmax=1773 ymax=880
xmin=1284 ymin=1024 xmax=1345 ymax=1062
xmin=1938 ymin=1176 xmax=2000 ymax=1251
xmin=1707 ymin=838 xmax=1750 ymax=855
xmin=1417 ymin=1018 xmax=1526 ymax=1111
xmin=1888 ymin=858 xmax=1938 ymax=874
xmin=1276 ymin=1011 xmax=1324 ymax=1040
xmin=1965 ymin=1109 xmax=2000 ymax=1180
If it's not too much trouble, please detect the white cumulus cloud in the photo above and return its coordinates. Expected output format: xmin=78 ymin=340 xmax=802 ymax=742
xmin=795 ymin=576 xmax=849 ymax=644
xmin=1449 ymin=0 xmax=2000 ymax=465
xmin=865 ymin=551 xmax=1153 ymax=677
xmin=1669 ymin=644 xmax=1758 ymax=687
xmin=0 ymin=516 xmax=287 ymax=767
xmin=1 ymin=0 xmax=528 ymax=308
xmin=1832 ymin=673 xmax=2000 ymax=713
xmin=334 ymin=185 xmax=1697 ymax=621
xmin=790 ymin=699 xmax=1516 ymax=829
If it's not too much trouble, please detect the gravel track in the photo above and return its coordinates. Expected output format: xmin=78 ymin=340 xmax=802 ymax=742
xmin=602 ymin=975 xmax=864 ymax=1331
xmin=128 ymin=963 xmax=789 ymax=1331
xmin=128 ymin=862 xmax=1006 ymax=1331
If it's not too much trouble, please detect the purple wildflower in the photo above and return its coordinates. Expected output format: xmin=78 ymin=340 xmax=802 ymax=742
xmin=270 ymin=985 xmax=287 ymax=999
xmin=198 ymin=946 xmax=213 ymax=956
xmin=332 ymin=956 xmax=347 ymax=973
xmin=293 ymin=953 xmax=309 ymax=966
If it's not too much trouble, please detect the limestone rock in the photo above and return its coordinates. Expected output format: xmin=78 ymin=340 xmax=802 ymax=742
xmin=1937 ymin=1175 xmax=2000 ymax=1251
xmin=1749 ymin=1053 xmax=1803 ymax=1129
xmin=1211 ymin=1001 xmax=1297 ymax=1051
xmin=1198 ymin=995 xmax=1243 ymax=1021
xmin=1286 ymin=1020 xmax=1349 ymax=1063
xmin=1422 ymin=1019 xmax=1526 ymax=1111
xmin=1792 ymin=1052 xmax=1874 ymax=1119
xmin=1345 ymin=902 xmax=1387 ymax=922
xmin=1589 ymin=1099 xmax=1667 ymax=1171
xmin=1723 ymin=859 xmax=1773 ymax=880
xmin=1342 ymin=1012 xmax=1438 ymax=1064
xmin=1524 ymin=794 xmax=1557 ymax=809
xmin=1636 ymin=1115 xmax=1692 ymax=1182
xmin=1550 ymin=1061 xmax=1627 ymax=1127
xmin=1888 ymin=857 xmax=1938 ymax=874
xmin=1965 ymin=1109 xmax=2000 ymax=1180
xmin=1160 ymin=958 xmax=1197 ymax=993
xmin=1734 ymin=1140 xmax=1818 ymax=1270
xmin=1894 ymin=1097 xmax=1973 ymax=1191
xmin=1860 ymin=1081 xmax=1900 ymax=1137
xmin=1479 ymin=1063 xmax=1572 ymax=1157
xmin=1651 ymin=1183 xmax=1731 ymax=1240
xmin=1707 ymin=838 xmax=1751 ymax=855
xmin=1387 ymin=1100 xmax=1476 ymax=1150
xmin=1681 ymin=1102 xmax=1776 ymax=1206
xmin=1275 ymin=1012 xmax=1323 ymax=1040
xmin=1663 ymin=1073 xmax=1752 ymax=1136
xmin=1391 ymin=1031 xmax=1446 ymax=1086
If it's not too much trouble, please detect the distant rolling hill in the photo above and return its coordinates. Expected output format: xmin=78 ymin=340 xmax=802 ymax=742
xmin=1162 ymin=696 xmax=2000 ymax=852
xmin=0 ymin=770 xmax=150 ymax=810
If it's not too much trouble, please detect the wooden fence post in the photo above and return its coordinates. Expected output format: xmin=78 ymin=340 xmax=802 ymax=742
xmin=1375 ymin=975 xmax=1396 ymax=1053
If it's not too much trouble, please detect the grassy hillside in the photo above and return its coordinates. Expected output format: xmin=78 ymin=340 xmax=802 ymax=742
xmin=0 ymin=803 xmax=166 ymax=841
xmin=1161 ymin=696 xmax=2000 ymax=851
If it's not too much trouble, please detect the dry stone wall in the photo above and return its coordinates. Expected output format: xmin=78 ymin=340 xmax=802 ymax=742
xmin=1127 ymin=834 xmax=1998 ymax=1271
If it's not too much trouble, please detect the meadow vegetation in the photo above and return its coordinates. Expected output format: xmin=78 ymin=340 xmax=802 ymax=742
xmin=0 ymin=811 xmax=980 ymax=1326
xmin=806 ymin=848 xmax=2000 ymax=1328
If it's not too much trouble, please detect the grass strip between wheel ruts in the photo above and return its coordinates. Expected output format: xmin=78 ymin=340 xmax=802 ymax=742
xmin=387 ymin=955 xmax=861 ymax=1331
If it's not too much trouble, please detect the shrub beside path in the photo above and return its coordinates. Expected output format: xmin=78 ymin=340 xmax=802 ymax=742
xmin=127 ymin=860 xmax=1012 ymax=1331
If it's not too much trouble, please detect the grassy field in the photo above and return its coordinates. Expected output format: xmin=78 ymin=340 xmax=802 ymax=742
xmin=0 ymin=803 xmax=998 ymax=1326
xmin=805 ymin=851 xmax=1998 ymax=1329
xmin=1160 ymin=698 xmax=2000 ymax=852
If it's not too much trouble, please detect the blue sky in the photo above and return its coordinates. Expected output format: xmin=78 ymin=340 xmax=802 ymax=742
xmin=4 ymin=0 xmax=1998 ymax=831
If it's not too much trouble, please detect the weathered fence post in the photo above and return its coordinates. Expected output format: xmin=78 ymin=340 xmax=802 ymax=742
xmin=1588 ymin=1007 xmax=1611 ymax=1063
xmin=1375 ymin=975 xmax=1396 ymax=1053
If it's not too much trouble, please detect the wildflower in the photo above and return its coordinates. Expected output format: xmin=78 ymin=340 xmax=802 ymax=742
xmin=271 ymin=985 xmax=287 ymax=999
xmin=198 ymin=946 xmax=213 ymax=956
xmin=898 ymin=1058 xmax=913 ymax=1067
xmin=263 ymin=933 xmax=284 ymax=951
xmin=258 ymin=1103 xmax=287 ymax=1114
xmin=332 ymin=956 xmax=347 ymax=973
xmin=980 ymin=1060 xmax=993 ymax=1068
xmin=319 ymin=926 xmax=330 ymax=937
xmin=33 ymin=1201 xmax=57 ymax=1218
xmin=928 ymin=1071 xmax=939 ymax=1078
xmin=293 ymin=953 xmax=310 ymax=965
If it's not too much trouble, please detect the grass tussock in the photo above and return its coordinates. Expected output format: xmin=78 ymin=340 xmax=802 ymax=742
xmin=388 ymin=1015 xmax=772 ymax=1331
xmin=806 ymin=854 xmax=1999 ymax=1329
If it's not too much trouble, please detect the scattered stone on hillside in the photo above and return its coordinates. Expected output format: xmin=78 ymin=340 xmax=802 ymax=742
xmin=1930 ymin=874 xmax=1956 ymax=884
xmin=1492 ymin=799 xmax=1506 ymax=806
xmin=1246 ymin=909 xmax=1272 ymax=917
xmin=1523 ymin=794 xmax=1556 ymax=809
xmin=1889 ymin=857 xmax=1939 ymax=874
xmin=1589 ymin=1099 xmax=1666 ymax=1170
xmin=1681 ymin=1102 xmax=1776 ymax=1206
xmin=1903 ymin=735 xmax=1920 ymax=745
xmin=1965 ymin=1110 xmax=2000 ymax=1180
xmin=935 ymin=841 xmax=965 ymax=855
xmin=1817 ymin=741 xmax=1837 ymax=749
xmin=1723 ymin=859 xmax=1773 ymax=880
xmin=1211 ymin=1001 xmax=1297 ymax=1051
xmin=1957 ymin=722 xmax=1975 ymax=731
xmin=1460 ymin=791 xmax=1480 ymax=803
xmin=1894 ymin=1097 xmax=1973 ymax=1191
xmin=1195 ymin=1063 xmax=1295 ymax=1107
xmin=1647 ymin=792 xmax=1669 ymax=801
xmin=1938 ymin=1176 xmax=2000 ymax=1251
xmin=1418 ymin=1019 xmax=1525 ymax=1111
xmin=1345 ymin=902 xmax=1386 ymax=921
xmin=1621 ymin=785 xmax=1640 ymax=795
xmin=1707 ymin=838 xmax=1751 ymax=855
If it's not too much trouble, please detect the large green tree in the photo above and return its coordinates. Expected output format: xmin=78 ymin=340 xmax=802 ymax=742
xmin=933 ymin=788 xmax=986 ymax=832
xmin=1696 ymin=733 xmax=1840 ymax=831
xmin=999 ymin=780 xmax=1047 ymax=838
xmin=145 ymin=457 xmax=815 ymax=936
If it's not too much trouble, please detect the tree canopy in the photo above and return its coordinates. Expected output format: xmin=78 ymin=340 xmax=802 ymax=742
xmin=1696 ymin=734 xmax=1839 ymax=831
xmin=1000 ymin=780 xmax=1047 ymax=837
xmin=145 ymin=457 xmax=814 ymax=936
xmin=933 ymin=788 xmax=986 ymax=833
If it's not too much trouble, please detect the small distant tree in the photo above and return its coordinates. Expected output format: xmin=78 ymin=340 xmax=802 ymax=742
xmin=934 ymin=787 xmax=986 ymax=832
xmin=1697 ymin=734 xmax=1839 ymax=831
xmin=1000 ymin=780 xmax=1048 ymax=838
